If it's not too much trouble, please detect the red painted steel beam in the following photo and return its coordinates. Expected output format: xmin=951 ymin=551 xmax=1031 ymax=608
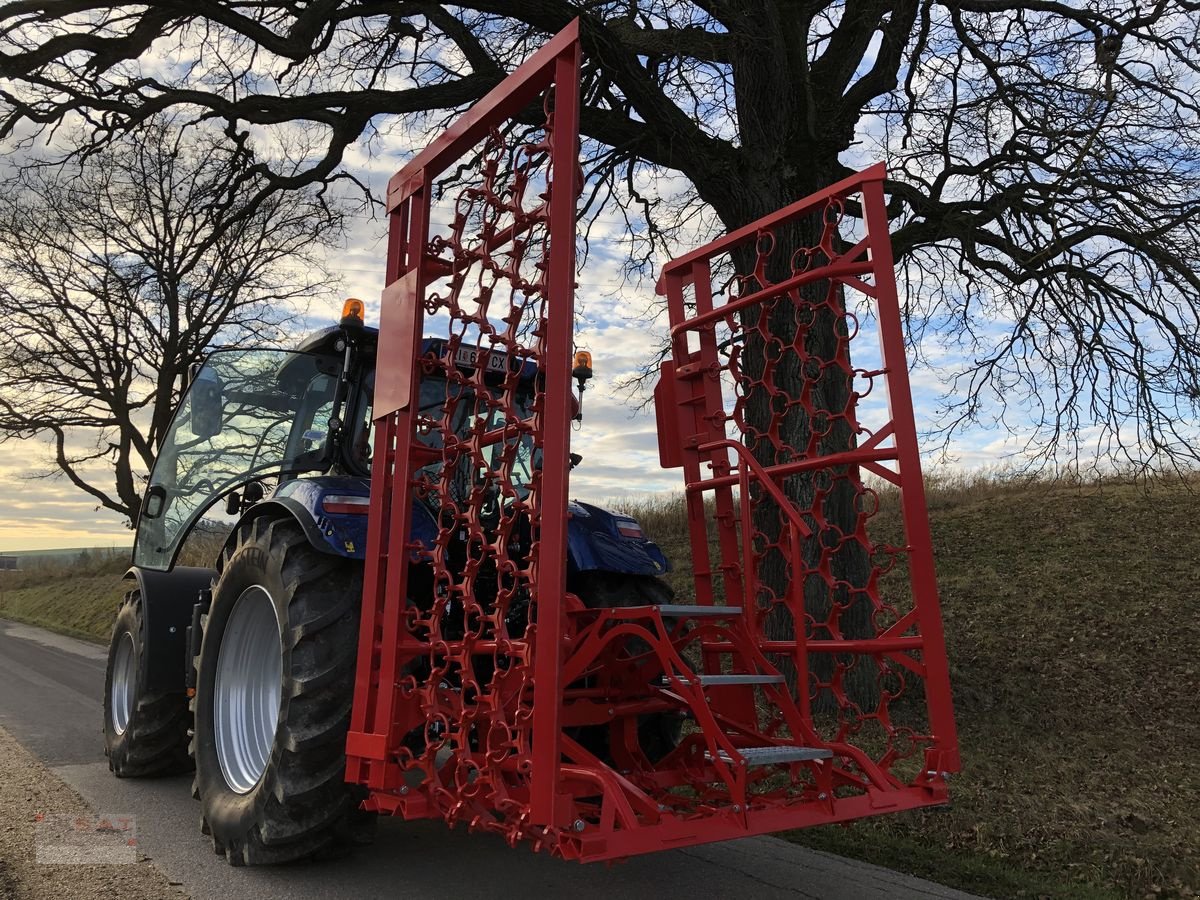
xmin=668 ymin=259 xmax=874 ymax=337
xmin=656 ymin=162 xmax=886 ymax=286
xmin=527 ymin=37 xmax=582 ymax=828
xmin=686 ymin=446 xmax=900 ymax=493
xmin=860 ymin=178 xmax=960 ymax=771
xmin=386 ymin=20 xmax=580 ymax=211
xmin=696 ymin=438 xmax=814 ymax=538
xmin=565 ymin=786 xmax=945 ymax=863
xmin=701 ymin=637 xmax=925 ymax=654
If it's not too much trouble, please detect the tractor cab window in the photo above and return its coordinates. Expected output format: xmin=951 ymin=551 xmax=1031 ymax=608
xmin=348 ymin=369 xmax=376 ymax=473
xmin=414 ymin=376 xmax=538 ymax=504
xmin=133 ymin=349 xmax=339 ymax=571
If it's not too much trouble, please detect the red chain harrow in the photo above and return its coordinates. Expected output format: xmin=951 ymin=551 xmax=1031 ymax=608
xmin=345 ymin=20 xmax=959 ymax=862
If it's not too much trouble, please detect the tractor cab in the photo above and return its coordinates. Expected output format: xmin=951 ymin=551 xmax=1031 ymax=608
xmin=132 ymin=303 xmax=666 ymax=581
xmin=133 ymin=346 xmax=346 ymax=569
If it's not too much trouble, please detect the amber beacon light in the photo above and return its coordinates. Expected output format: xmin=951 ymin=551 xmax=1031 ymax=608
xmin=341 ymin=297 xmax=366 ymax=325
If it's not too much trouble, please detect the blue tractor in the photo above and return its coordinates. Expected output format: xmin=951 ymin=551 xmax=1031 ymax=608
xmin=102 ymin=305 xmax=675 ymax=862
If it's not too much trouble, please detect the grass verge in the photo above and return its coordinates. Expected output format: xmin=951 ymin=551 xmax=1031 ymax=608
xmin=0 ymin=553 xmax=127 ymax=643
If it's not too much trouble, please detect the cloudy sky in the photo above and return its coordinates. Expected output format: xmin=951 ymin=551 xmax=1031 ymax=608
xmin=0 ymin=179 xmax=1023 ymax=554
xmin=0 ymin=92 xmax=1063 ymax=554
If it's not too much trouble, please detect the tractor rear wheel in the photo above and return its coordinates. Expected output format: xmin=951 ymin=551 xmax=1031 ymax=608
xmin=103 ymin=589 xmax=193 ymax=776
xmin=192 ymin=515 xmax=375 ymax=865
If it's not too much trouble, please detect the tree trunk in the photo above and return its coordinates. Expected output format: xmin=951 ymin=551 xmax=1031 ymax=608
xmin=707 ymin=169 xmax=878 ymax=715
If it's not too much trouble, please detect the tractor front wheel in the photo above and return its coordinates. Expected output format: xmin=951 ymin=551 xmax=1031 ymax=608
xmin=192 ymin=516 xmax=374 ymax=865
xmin=103 ymin=588 xmax=193 ymax=777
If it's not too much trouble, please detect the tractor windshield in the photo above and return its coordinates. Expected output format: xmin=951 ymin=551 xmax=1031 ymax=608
xmin=344 ymin=369 xmax=539 ymax=501
xmin=414 ymin=376 xmax=538 ymax=503
xmin=133 ymin=349 xmax=339 ymax=570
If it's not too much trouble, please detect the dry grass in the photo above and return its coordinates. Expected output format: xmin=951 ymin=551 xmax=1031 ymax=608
xmin=611 ymin=471 xmax=1200 ymax=899
xmin=0 ymin=550 xmax=128 ymax=641
xmin=0 ymin=528 xmax=226 ymax=643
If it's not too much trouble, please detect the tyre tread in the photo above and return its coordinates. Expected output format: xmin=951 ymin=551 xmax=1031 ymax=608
xmin=195 ymin=516 xmax=374 ymax=864
xmin=105 ymin=591 xmax=193 ymax=778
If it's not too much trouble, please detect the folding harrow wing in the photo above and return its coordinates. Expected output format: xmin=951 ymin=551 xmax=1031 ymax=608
xmin=345 ymin=20 xmax=959 ymax=862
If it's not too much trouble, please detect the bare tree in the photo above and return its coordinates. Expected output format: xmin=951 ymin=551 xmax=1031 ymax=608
xmin=1 ymin=2 xmax=1198 ymax=703
xmin=0 ymin=119 xmax=346 ymax=526
xmin=0 ymin=2 xmax=1195 ymax=459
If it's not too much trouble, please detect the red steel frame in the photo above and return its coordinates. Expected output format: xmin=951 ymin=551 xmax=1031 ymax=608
xmin=346 ymin=21 xmax=582 ymax=835
xmin=654 ymin=162 xmax=960 ymax=794
xmin=345 ymin=20 xmax=958 ymax=863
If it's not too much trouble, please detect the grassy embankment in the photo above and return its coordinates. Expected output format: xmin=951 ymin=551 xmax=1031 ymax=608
xmin=0 ymin=549 xmax=128 ymax=640
xmin=621 ymin=474 xmax=1199 ymax=900
xmin=1 ymin=475 xmax=1196 ymax=898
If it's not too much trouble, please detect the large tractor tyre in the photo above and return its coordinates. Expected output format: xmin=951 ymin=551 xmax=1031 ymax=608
xmin=192 ymin=516 xmax=375 ymax=866
xmin=572 ymin=572 xmax=683 ymax=764
xmin=103 ymin=589 xmax=194 ymax=777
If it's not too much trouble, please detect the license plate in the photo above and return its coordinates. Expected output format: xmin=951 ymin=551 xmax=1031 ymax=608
xmin=452 ymin=345 xmax=509 ymax=374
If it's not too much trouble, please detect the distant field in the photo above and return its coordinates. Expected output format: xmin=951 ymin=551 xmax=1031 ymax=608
xmin=1 ymin=474 xmax=1196 ymax=898
xmin=2 ymin=546 xmax=131 ymax=558
xmin=0 ymin=546 xmax=131 ymax=576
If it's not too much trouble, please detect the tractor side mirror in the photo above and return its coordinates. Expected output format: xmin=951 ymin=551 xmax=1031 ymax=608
xmin=190 ymin=368 xmax=224 ymax=439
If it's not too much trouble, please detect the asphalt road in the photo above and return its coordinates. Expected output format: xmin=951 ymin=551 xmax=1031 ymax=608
xmin=0 ymin=618 xmax=981 ymax=900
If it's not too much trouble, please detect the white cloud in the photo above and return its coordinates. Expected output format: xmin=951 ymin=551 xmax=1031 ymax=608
xmin=0 ymin=449 xmax=134 ymax=551
xmin=0 ymin=84 xmax=1097 ymax=552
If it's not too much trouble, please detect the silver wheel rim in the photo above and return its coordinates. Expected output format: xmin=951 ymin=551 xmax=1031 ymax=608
xmin=111 ymin=632 xmax=136 ymax=735
xmin=214 ymin=585 xmax=282 ymax=794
